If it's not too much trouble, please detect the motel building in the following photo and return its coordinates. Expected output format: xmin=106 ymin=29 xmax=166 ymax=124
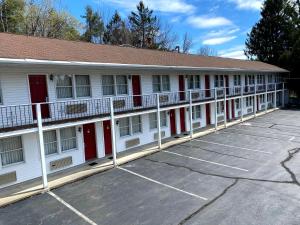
xmin=0 ymin=33 xmax=288 ymax=189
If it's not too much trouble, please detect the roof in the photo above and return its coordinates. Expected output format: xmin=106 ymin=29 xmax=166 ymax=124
xmin=0 ymin=33 xmax=288 ymax=73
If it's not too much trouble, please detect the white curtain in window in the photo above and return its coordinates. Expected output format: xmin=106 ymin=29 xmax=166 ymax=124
xmin=152 ymin=75 xmax=161 ymax=93
xmin=44 ymin=130 xmax=58 ymax=155
xmin=102 ymin=76 xmax=114 ymax=96
xmin=60 ymin=127 xmax=77 ymax=151
xmin=76 ymin=75 xmax=91 ymax=97
xmin=0 ymin=136 xmax=23 ymax=166
xmin=149 ymin=113 xmax=157 ymax=129
xmin=56 ymin=76 xmax=73 ymax=99
xmin=162 ymin=75 xmax=170 ymax=91
xmin=188 ymin=76 xmax=194 ymax=89
xmin=119 ymin=118 xmax=130 ymax=136
xmin=195 ymin=76 xmax=201 ymax=89
xmin=116 ymin=76 xmax=128 ymax=95
xmin=132 ymin=116 xmax=141 ymax=134
xmin=192 ymin=105 xmax=201 ymax=120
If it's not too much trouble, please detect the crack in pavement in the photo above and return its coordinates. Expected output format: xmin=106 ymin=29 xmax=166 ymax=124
xmin=144 ymin=147 xmax=300 ymax=225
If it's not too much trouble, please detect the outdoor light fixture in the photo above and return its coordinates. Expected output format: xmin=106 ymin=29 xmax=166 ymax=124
xmin=116 ymin=120 xmax=119 ymax=125
xmin=49 ymin=74 xmax=54 ymax=81
xmin=78 ymin=127 xmax=82 ymax=133
xmin=128 ymin=75 xmax=132 ymax=80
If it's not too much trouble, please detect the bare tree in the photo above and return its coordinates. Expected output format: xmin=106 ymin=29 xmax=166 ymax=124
xmin=197 ymin=45 xmax=218 ymax=56
xmin=156 ymin=20 xmax=178 ymax=50
xmin=182 ymin=32 xmax=193 ymax=54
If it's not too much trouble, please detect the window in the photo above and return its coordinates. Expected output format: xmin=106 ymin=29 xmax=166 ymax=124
xmin=149 ymin=112 xmax=167 ymax=129
xmin=246 ymin=75 xmax=255 ymax=85
xmin=246 ymin=97 xmax=253 ymax=107
xmin=119 ymin=116 xmax=142 ymax=137
xmin=60 ymin=127 xmax=77 ymax=152
xmin=260 ymin=95 xmax=265 ymax=103
xmin=75 ymin=75 xmax=91 ymax=97
xmin=217 ymin=102 xmax=224 ymax=114
xmin=0 ymin=81 xmax=3 ymax=104
xmin=234 ymin=75 xmax=241 ymax=86
xmin=192 ymin=105 xmax=201 ymax=120
xmin=257 ymin=75 xmax=265 ymax=84
xmin=56 ymin=75 xmax=91 ymax=99
xmin=44 ymin=130 xmax=58 ymax=155
xmin=0 ymin=136 xmax=23 ymax=166
xmin=267 ymin=93 xmax=273 ymax=102
xmin=152 ymin=75 xmax=170 ymax=92
xmin=268 ymin=75 xmax=273 ymax=83
xmin=56 ymin=76 xmax=73 ymax=98
xmin=187 ymin=75 xmax=201 ymax=89
xmin=102 ymin=75 xmax=128 ymax=96
xmin=214 ymin=75 xmax=224 ymax=87
xmin=235 ymin=99 xmax=241 ymax=109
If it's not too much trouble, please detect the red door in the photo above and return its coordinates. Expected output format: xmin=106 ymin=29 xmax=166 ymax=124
xmin=231 ymin=99 xmax=235 ymax=119
xmin=170 ymin=109 xmax=176 ymax=135
xmin=180 ymin=108 xmax=186 ymax=132
xmin=206 ymin=104 xmax=211 ymax=125
xmin=28 ymin=75 xmax=50 ymax=119
xmin=205 ymin=75 xmax=210 ymax=97
xmin=225 ymin=75 xmax=229 ymax=95
xmin=179 ymin=75 xmax=185 ymax=101
xmin=226 ymin=100 xmax=230 ymax=120
xmin=257 ymin=97 xmax=259 ymax=111
xmin=83 ymin=123 xmax=97 ymax=161
xmin=103 ymin=120 xmax=112 ymax=155
xmin=132 ymin=75 xmax=142 ymax=107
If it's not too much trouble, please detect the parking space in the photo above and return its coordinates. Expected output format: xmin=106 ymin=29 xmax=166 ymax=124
xmin=1 ymin=109 xmax=300 ymax=225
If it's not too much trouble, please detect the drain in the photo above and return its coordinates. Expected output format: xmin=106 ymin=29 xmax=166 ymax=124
xmin=88 ymin=162 xmax=98 ymax=166
xmin=108 ymin=156 xmax=113 ymax=160
xmin=174 ymin=136 xmax=180 ymax=139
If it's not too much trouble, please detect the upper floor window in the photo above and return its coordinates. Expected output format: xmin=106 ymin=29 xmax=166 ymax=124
xmin=0 ymin=136 xmax=24 ymax=166
xmin=119 ymin=115 xmax=142 ymax=137
xmin=257 ymin=75 xmax=265 ymax=84
xmin=56 ymin=75 xmax=91 ymax=99
xmin=149 ymin=112 xmax=167 ymax=129
xmin=214 ymin=75 xmax=224 ymax=88
xmin=234 ymin=75 xmax=241 ymax=86
xmin=267 ymin=75 xmax=273 ymax=83
xmin=245 ymin=75 xmax=255 ymax=85
xmin=152 ymin=75 xmax=170 ymax=92
xmin=187 ymin=75 xmax=201 ymax=89
xmin=192 ymin=105 xmax=201 ymax=120
xmin=102 ymin=75 xmax=128 ymax=96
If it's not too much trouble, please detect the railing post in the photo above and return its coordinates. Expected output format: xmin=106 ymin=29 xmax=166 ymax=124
xmin=274 ymin=84 xmax=277 ymax=108
xmin=109 ymin=97 xmax=117 ymax=166
xmin=156 ymin=93 xmax=162 ymax=149
xmin=241 ymin=86 xmax=244 ymax=122
xmin=224 ymin=87 xmax=227 ymax=128
xmin=214 ymin=88 xmax=218 ymax=131
xmin=254 ymin=84 xmax=257 ymax=117
xmin=265 ymin=83 xmax=268 ymax=113
xmin=189 ymin=90 xmax=193 ymax=138
xmin=282 ymin=83 xmax=285 ymax=107
xmin=36 ymin=103 xmax=48 ymax=190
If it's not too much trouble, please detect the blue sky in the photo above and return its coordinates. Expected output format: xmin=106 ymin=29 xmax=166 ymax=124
xmin=59 ymin=0 xmax=264 ymax=59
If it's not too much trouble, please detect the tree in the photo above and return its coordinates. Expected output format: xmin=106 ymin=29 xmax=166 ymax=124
xmin=197 ymin=45 xmax=217 ymax=56
xmin=182 ymin=32 xmax=193 ymax=53
xmin=245 ymin=0 xmax=295 ymax=65
xmin=0 ymin=0 xmax=25 ymax=33
xmin=81 ymin=5 xmax=104 ymax=43
xmin=103 ymin=11 xmax=130 ymax=45
xmin=154 ymin=20 xmax=178 ymax=50
xmin=128 ymin=1 xmax=159 ymax=48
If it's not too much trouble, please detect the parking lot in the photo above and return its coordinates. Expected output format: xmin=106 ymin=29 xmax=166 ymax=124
xmin=1 ymin=109 xmax=300 ymax=225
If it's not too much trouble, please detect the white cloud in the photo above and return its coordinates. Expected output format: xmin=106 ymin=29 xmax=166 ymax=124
xmin=204 ymin=28 xmax=240 ymax=38
xmin=228 ymin=0 xmax=263 ymax=11
xmin=219 ymin=45 xmax=247 ymax=59
xmin=187 ymin=16 xmax=233 ymax=29
xmin=202 ymin=36 xmax=237 ymax=45
xmin=103 ymin=0 xmax=196 ymax=14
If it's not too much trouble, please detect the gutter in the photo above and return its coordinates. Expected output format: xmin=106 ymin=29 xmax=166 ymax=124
xmin=0 ymin=58 xmax=289 ymax=73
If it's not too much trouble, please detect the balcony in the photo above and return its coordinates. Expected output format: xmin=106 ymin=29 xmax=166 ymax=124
xmin=0 ymin=83 xmax=285 ymax=133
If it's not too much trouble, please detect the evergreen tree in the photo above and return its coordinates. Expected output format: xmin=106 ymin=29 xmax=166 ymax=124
xmin=103 ymin=11 xmax=129 ymax=45
xmin=81 ymin=5 xmax=104 ymax=43
xmin=0 ymin=0 xmax=25 ymax=33
xmin=128 ymin=1 xmax=159 ymax=48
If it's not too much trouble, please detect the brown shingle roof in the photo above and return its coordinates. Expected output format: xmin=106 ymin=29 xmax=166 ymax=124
xmin=0 ymin=33 xmax=288 ymax=72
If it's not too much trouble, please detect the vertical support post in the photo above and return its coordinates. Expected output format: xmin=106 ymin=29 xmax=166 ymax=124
xmin=265 ymin=83 xmax=268 ymax=113
xmin=189 ymin=90 xmax=193 ymax=138
xmin=109 ymin=97 xmax=117 ymax=166
xmin=224 ymin=87 xmax=227 ymax=128
xmin=36 ymin=103 xmax=48 ymax=190
xmin=156 ymin=93 xmax=162 ymax=149
xmin=274 ymin=84 xmax=277 ymax=108
xmin=254 ymin=84 xmax=257 ymax=117
xmin=214 ymin=88 xmax=218 ymax=131
xmin=282 ymin=83 xmax=285 ymax=107
xmin=241 ymin=86 xmax=244 ymax=122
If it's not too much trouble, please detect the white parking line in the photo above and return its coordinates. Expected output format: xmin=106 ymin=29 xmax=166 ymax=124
xmin=228 ymin=127 xmax=297 ymax=138
xmin=192 ymin=139 xmax=272 ymax=154
xmin=118 ymin=167 xmax=208 ymax=201
xmin=163 ymin=150 xmax=249 ymax=172
xmin=221 ymin=130 xmax=290 ymax=142
xmin=289 ymin=136 xmax=295 ymax=141
xmin=48 ymin=191 xmax=97 ymax=225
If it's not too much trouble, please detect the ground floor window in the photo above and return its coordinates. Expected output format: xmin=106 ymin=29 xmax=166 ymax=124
xmin=246 ymin=97 xmax=253 ymax=107
xmin=259 ymin=95 xmax=265 ymax=103
xmin=0 ymin=136 xmax=24 ymax=166
xmin=192 ymin=105 xmax=201 ymax=120
xmin=235 ymin=99 xmax=241 ymax=109
xmin=267 ymin=93 xmax=273 ymax=102
xmin=217 ymin=102 xmax=224 ymax=114
xmin=43 ymin=127 xmax=77 ymax=155
xmin=119 ymin=116 xmax=142 ymax=137
xmin=149 ymin=112 xmax=167 ymax=129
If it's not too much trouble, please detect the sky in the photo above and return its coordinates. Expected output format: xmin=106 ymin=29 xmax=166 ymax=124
xmin=58 ymin=0 xmax=264 ymax=59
